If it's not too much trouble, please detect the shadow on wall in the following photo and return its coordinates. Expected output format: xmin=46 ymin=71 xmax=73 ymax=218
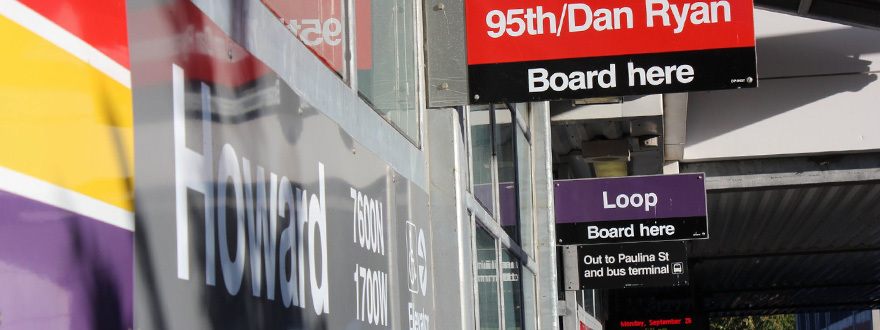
xmin=685 ymin=27 xmax=879 ymax=148
xmin=67 ymin=220 xmax=127 ymax=330
xmin=756 ymin=27 xmax=880 ymax=78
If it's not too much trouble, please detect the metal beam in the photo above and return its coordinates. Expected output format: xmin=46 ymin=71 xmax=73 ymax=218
xmin=707 ymin=301 xmax=880 ymax=314
xmin=466 ymin=194 xmax=539 ymax=274
xmin=423 ymin=0 xmax=468 ymax=107
xmin=703 ymin=280 xmax=880 ymax=294
xmin=532 ymin=101 xmax=563 ymax=330
xmin=662 ymin=93 xmax=688 ymax=162
xmin=681 ymin=153 xmax=880 ymax=191
xmin=691 ymin=245 xmax=880 ymax=262
xmin=798 ymin=0 xmax=814 ymax=15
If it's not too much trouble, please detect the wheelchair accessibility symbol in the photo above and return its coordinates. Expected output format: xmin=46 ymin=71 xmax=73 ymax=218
xmin=407 ymin=221 xmax=428 ymax=296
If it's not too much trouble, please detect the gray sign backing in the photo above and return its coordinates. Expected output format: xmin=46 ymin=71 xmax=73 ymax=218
xmin=131 ymin=1 xmax=436 ymax=328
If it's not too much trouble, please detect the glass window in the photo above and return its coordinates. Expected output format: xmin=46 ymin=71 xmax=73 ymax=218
xmin=581 ymin=289 xmax=595 ymax=316
xmin=262 ymin=0 xmax=348 ymax=77
xmin=476 ymin=227 xmax=500 ymax=329
xmin=470 ymin=105 xmax=495 ymax=217
xmin=501 ymin=251 xmax=524 ymax=329
xmin=470 ymin=103 xmax=536 ymax=329
xmin=357 ymin=0 xmax=420 ymax=141
xmin=495 ymin=107 xmax=517 ymax=240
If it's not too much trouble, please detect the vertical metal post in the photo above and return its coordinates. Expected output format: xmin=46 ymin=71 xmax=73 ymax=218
xmin=532 ymin=101 xmax=564 ymax=330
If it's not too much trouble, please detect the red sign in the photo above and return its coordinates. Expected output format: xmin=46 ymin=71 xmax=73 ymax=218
xmin=467 ymin=0 xmax=754 ymax=65
xmin=465 ymin=0 xmax=757 ymax=103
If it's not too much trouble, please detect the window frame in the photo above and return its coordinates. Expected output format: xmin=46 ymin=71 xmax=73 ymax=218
xmin=466 ymin=103 xmax=539 ymax=330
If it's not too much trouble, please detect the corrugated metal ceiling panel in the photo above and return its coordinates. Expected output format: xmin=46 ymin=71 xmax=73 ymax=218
xmin=693 ymin=183 xmax=880 ymax=257
xmin=689 ymin=181 xmax=880 ymax=315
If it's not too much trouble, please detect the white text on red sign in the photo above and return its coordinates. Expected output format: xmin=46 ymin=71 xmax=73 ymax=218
xmin=485 ymin=0 xmax=732 ymax=38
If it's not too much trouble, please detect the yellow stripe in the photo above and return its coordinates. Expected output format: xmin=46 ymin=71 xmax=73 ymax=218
xmin=0 ymin=16 xmax=133 ymax=211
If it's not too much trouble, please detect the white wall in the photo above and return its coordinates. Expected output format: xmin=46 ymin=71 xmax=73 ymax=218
xmin=683 ymin=9 xmax=880 ymax=162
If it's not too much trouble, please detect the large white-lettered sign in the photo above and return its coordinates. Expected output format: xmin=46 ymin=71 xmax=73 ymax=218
xmin=466 ymin=0 xmax=757 ymax=103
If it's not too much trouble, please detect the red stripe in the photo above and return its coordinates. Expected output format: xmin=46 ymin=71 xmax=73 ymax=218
xmin=19 ymin=0 xmax=129 ymax=68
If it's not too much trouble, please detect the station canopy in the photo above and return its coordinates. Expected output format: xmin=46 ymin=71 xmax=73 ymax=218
xmin=683 ymin=154 xmax=880 ymax=316
xmin=597 ymin=154 xmax=880 ymax=317
xmin=549 ymin=0 xmax=880 ymax=316
xmin=757 ymin=0 xmax=880 ymax=30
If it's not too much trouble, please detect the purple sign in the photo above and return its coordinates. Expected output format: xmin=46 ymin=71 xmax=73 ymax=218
xmin=554 ymin=174 xmax=708 ymax=245
xmin=555 ymin=174 xmax=707 ymax=223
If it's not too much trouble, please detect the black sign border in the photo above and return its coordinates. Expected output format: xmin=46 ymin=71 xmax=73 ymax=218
xmin=557 ymin=216 xmax=709 ymax=245
xmin=575 ymin=241 xmax=689 ymax=290
xmin=469 ymin=47 xmax=757 ymax=104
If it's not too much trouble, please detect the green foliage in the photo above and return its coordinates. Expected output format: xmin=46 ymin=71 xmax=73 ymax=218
xmin=710 ymin=314 xmax=796 ymax=330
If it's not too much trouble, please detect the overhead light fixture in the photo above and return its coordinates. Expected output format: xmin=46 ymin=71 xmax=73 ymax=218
xmin=593 ymin=161 xmax=628 ymax=178
xmin=572 ymin=97 xmax=623 ymax=106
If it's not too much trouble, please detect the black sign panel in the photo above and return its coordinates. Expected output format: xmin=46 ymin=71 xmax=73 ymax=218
xmin=570 ymin=242 xmax=688 ymax=290
xmin=556 ymin=217 xmax=709 ymax=245
xmin=606 ymin=314 xmax=709 ymax=330
xmin=470 ymin=48 xmax=757 ymax=103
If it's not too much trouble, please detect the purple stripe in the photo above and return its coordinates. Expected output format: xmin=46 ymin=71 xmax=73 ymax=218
xmin=0 ymin=189 xmax=133 ymax=330
xmin=554 ymin=173 xmax=707 ymax=223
